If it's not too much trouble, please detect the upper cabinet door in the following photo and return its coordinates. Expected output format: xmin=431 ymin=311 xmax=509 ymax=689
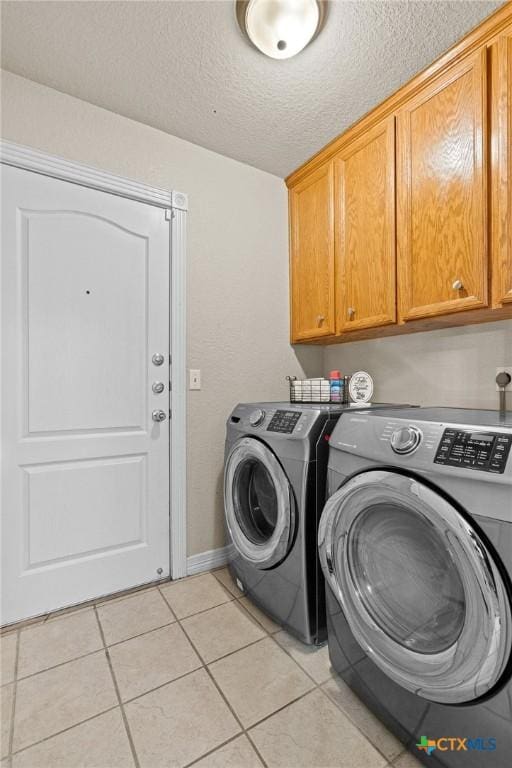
xmin=335 ymin=116 xmax=396 ymax=333
xmin=289 ymin=162 xmax=335 ymax=341
xmin=397 ymin=49 xmax=488 ymax=321
xmin=491 ymin=31 xmax=512 ymax=306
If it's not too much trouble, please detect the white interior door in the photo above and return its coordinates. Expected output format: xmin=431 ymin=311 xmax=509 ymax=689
xmin=1 ymin=164 xmax=171 ymax=624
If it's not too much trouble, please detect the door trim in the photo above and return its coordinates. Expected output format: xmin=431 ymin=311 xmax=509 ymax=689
xmin=0 ymin=140 xmax=188 ymax=580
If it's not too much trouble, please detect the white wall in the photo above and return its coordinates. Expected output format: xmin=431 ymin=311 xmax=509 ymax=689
xmin=1 ymin=71 xmax=322 ymax=556
xmin=324 ymin=320 xmax=512 ymax=410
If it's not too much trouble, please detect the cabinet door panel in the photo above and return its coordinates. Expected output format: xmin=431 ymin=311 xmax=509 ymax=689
xmin=290 ymin=163 xmax=335 ymax=341
xmin=397 ymin=48 xmax=488 ymax=320
xmin=335 ymin=116 xmax=396 ymax=332
xmin=492 ymin=32 xmax=512 ymax=305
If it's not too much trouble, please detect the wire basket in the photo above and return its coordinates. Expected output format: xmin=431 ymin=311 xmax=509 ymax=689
xmin=286 ymin=375 xmax=351 ymax=404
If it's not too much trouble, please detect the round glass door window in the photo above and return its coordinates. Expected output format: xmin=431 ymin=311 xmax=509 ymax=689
xmin=318 ymin=470 xmax=512 ymax=704
xmin=224 ymin=437 xmax=295 ymax=569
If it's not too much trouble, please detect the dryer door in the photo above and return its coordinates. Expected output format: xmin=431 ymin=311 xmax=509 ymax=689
xmin=318 ymin=469 xmax=512 ymax=704
xmin=224 ymin=437 xmax=296 ymax=569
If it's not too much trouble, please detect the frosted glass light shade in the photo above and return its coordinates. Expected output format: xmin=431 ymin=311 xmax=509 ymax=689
xmin=244 ymin=0 xmax=321 ymax=60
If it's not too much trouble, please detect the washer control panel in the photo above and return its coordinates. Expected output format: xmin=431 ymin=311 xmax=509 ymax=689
xmin=267 ymin=410 xmax=302 ymax=434
xmin=434 ymin=429 xmax=512 ymax=473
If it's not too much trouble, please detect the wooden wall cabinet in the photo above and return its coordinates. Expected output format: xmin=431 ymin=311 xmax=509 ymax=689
xmin=397 ymin=49 xmax=488 ymax=321
xmin=334 ymin=116 xmax=396 ymax=333
xmin=289 ymin=162 xmax=335 ymax=341
xmin=287 ymin=5 xmax=512 ymax=345
xmin=492 ymin=31 xmax=512 ymax=306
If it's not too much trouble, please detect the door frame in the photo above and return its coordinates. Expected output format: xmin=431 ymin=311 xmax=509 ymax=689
xmin=0 ymin=140 xmax=188 ymax=579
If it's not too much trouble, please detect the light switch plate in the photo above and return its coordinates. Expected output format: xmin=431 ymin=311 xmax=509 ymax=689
xmin=189 ymin=369 xmax=201 ymax=390
xmin=496 ymin=367 xmax=512 ymax=391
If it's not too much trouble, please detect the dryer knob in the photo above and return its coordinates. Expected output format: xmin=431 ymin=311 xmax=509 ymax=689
xmin=390 ymin=426 xmax=422 ymax=454
xmin=249 ymin=408 xmax=265 ymax=427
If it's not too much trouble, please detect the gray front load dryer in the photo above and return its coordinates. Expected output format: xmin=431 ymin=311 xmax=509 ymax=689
xmin=224 ymin=401 xmax=412 ymax=645
xmin=319 ymin=407 xmax=512 ymax=767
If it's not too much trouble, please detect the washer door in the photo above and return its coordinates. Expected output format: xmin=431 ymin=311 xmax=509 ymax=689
xmin=224 ymin=437 xmax=295 ymax=569
xmin=318 ymin=470 xmax=512 ymax=704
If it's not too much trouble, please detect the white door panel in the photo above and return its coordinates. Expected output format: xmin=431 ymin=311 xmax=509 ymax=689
xmin=2 ymin=164 xmax=171 ymax=624
xmin=25 ymin=211 xmax=147 ymax=433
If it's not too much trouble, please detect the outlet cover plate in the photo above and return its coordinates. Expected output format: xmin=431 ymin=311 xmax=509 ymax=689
xmin=189 ymin=369 xmax=201 ymax=390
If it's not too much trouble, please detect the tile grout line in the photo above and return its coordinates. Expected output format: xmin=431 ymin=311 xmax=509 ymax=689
xmin=320 ymin=681 xmax=407 ymax=764
xmin=92 ymin=606 xmax=141 ymax=768
xmin=159 ymin=594 xmax=235 ymax=622
xmin=9 ymin=706 xmax=120 ymax=759
xmin=1 ymin=569 xmax=233 ymax=638
xmin=11 ymin=617 xmax=178 ymax=686
xmin=183 ymin=732 xmax=258 ymax=768
xmin=209 ymin=570 xmax=400 ymax=766
xmin=8 ymin=620 xmax=399 ymax=765
xmin=0 ymin=578 xmax=173 ymax=636
xmin=159 ymin=585 xmax=269 ymax=768
xmin=265 ymin=632 xmax=325 ymax=688
xmin=209 ymin=569 xmax=243 ymax=599
xmin=98 ymin=618 xmax=176 ymax=649
xmin=6 ymin=629 xmax=20 ymax=759
xmin=229 ymin=593 xmax=281 ymax=635
xmin=4 ymin=570 xmax=406 ymax=767
xmin=181 ymin=572 xmax=329 ymax=765
xmin=168 ymin=591 xmax=341 ymax=767
xmin=316 ymin=684 xmax=396 ymax=766
xmin=270 ymin=632 xmax=405 ymax=764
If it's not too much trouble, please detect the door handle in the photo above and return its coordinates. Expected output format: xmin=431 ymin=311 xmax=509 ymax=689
xmin=152 ymin=409 xmax=167 ymax=422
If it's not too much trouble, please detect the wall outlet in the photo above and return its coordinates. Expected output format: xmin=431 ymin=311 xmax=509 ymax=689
xmin=189 ymin=369 xmax=201 ymax=390
xmin=496 ymin=367 xmax=512 ymax=390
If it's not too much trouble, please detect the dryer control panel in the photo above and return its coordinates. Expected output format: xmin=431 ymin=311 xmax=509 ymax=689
xmin=434 ymin=429 xmax=512 ymax=474
xmin=267 ymin=410 xmax=302 ymax=434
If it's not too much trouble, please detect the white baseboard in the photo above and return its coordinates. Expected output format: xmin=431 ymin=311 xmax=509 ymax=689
xmin=186 ymin=545 xmax=232 ymax=576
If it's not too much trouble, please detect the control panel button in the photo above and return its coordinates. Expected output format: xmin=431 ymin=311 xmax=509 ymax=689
xmin=390 ymin=426 xmax=422 ymax=455
xmin=249 ymin=409 xmax=265 ymax=427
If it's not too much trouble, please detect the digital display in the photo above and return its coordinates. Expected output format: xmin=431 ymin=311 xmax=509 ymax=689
xmin=469 ymin=433 xmax=494 ymax=442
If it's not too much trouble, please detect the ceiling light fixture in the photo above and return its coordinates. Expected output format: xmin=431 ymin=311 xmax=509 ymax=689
xmin=236 ymin=0 xmax=325 ymax=60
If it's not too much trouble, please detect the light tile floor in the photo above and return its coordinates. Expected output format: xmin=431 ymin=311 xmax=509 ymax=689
xmin=0 ymin=568 xmax=423 ymax=768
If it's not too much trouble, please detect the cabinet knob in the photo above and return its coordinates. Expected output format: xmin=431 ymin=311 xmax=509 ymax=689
xmin=452 ymin=279 xmax=464 ymax=291
xmin=347 ymin=307 xmax=356 ymax=319
xmin=316 ymin=315 xmax=325 ymax=326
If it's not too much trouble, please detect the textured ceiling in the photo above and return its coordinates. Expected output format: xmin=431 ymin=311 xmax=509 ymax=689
xmin=1 ymin=0 xmax=504 ymax=177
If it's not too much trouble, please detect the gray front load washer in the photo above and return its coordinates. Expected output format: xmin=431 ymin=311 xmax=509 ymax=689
xmin=319 ymin=407 xmax=512 ymax=766
xmin=224 ymin=401 xmax=412 ymax=645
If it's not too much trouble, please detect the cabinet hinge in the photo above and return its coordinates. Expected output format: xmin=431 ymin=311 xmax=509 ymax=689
xmin=165 ymin=209 xmax=172 ymax=221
